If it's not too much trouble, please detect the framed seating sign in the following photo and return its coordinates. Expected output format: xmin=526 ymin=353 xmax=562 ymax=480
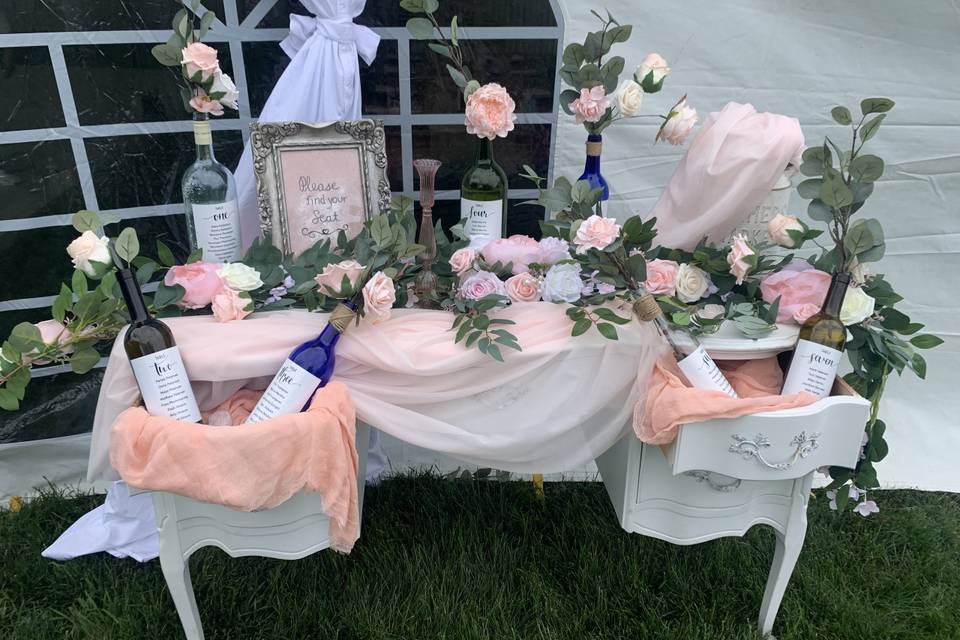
xmin=250 ymin=119 xmax=391 ymax=257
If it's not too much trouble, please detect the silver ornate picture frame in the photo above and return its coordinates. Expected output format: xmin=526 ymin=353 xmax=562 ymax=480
xmin=250 ymin=119 xmax=391 ymax=257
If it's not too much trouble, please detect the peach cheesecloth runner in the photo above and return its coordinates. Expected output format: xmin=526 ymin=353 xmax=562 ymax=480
xmin=109 ymin=383 xmax=361 ymax=553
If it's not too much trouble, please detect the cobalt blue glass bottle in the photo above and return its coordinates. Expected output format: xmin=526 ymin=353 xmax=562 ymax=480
xmin=578 ymin=133 xmax=609 ymax=216
xmin=246 ymin=301 xmax=357 ymax=423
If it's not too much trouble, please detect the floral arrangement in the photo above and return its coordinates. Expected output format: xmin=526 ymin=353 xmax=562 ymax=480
xmin=150 ymin=1 xmax=239 ymax=116
xmin=558 ymin=10 xmax=696 ymax=144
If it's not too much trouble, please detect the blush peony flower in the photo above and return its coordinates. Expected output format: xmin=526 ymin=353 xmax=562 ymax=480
xmin=362 ymin=271 xmax=396 ymax=323
xmin=314 ymin=259 xmax=365 ymax=295
xmin=459 ymin=270 xmax=507 ymax=300
xmin=792 ymin=303 xmax=821 ymax=324
xmin=481 ymin=235 xmax=543 ymax=274
xmin=636 ymin=53 xmax=670 ymax=85
xmin=726 ymin=234 xmax=756 ymax=285
xmin=209 ymin=71 xmax=239 ymax=110
xmin=218 ymin=263 xmax=263 ymax=291
xmin=504 ymin=273 xmax=541 ymax=303
xmin=674 ymin=263 xmax=712 ymax=303
xmin=571 ymin=86 xmax=611 ymax=124
xmin=537 ymin=236 xmax=571 ymax=265
xmin=164 ymin=262 xmax=225 ymax=310
xmin=211 ymin=287 xmax=252 ymax=323
xmin=181 ymin=42 xmax=220 ymax=80
xmin=541 ymin=263 xmax=583 ymax=303
xmin=643 ymin=259 xmax=680 ymax=296
xmin=616 ymin=80 xmax=644 ymax=117
xmin=66 ymin=230 xmax=112 ymax=277
xmin=189 ymin=93 xmax=224 ymax=117
xmin=464 ymin=83 xmax=517 ymax=140
xmin=656 ymin=96 xmax=698 ymax=146
xmin=760 ymin=263 xmax=831 ymax=324
xmin=449 ymin=247 xmax=478 ymax=276
xmin=840 ymin=285 xmax=875 ymax=326
xmin=767 ymin=213 xmax=805 ymax=248
xmin=573 ymin=215 xmax=621 ymax=254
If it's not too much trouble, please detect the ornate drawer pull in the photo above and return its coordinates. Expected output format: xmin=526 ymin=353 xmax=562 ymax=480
xmin=684 ymin=470 xmax=742 ymax=492
xmin=729 ymin=431 xmax=821 ymax=470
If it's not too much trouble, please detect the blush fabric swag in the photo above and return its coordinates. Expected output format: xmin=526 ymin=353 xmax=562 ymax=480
xmin=233 ymin=0 xmax=380 ymax=248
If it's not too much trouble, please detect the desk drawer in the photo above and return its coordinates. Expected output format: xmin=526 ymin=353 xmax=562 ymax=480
xmin=663 ymin=379 xmax=871 ymax=481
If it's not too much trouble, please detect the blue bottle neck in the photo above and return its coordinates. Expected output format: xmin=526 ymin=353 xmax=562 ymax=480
xmin=583 ymin=134 xmax=602 ymax=173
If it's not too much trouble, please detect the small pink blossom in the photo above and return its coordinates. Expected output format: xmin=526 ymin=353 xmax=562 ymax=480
xmin=189 ymin=93 xmax=224 ymax=116
xmin=571 ymin=85 xmax=610 ymax=124
xmin=362 ymin=271 xmax=396 ymax=323
xmin=164 ymin=262 xmax=225 ymax=310
xmin=853 ymin=500 xmax=879 ymax=517
xmin=211 ymin=287 xmax=252 ymax=323
xmin=573 ymin=215 xmax=621 ymax=254
xmin=314 ymin=259 xmax=365 ymax=295
xmin=643 ymin=259 xmax=680 ymax=296
xmin=504 ymin=273 xmax=541 ymax=303
xmin=481 ymin=235 xmax=543 ymax=275
xmin=181 ymin=42 xmax=220 ymax=80
xmin=464 ymin=83 xmax=517 ymax=140
xmin=459 ymin=270 xmax=506 ymax=300
xmin=726 ymin=234 xmax=756 ymax=285
xmin=26 ymin=320 xmax=72 ymax=365
xmin=449 ymin=247 xmax=478 ymax=276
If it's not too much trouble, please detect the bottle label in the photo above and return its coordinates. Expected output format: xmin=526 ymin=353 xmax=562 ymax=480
xmin=677 ymin=345 xmax=738 ymax=398
xmin=130 ymin=346 xmax=201 ymax=422
xmin=462 ymin=198 xmax=503 ymax=247
xmin=782 ymin=339 xmax=841 ymax=399
xmin=191 ymin=200 xmax=242 ymax=263
xmin=246 ymin=358 xmax=322 ymax=424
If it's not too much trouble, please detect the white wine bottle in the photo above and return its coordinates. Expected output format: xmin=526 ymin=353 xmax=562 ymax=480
xmin=633 ymin=291 xmax=738 ymax=398
xmin=461 ymin=137 xmax=508 ymax=248
xmin=117 ymin=267 xmax=201 ymax=422
xmin=182 ymin=113 xmax=242 ymax=263
xmin=781 ymin=271 xmax=849 ymax=399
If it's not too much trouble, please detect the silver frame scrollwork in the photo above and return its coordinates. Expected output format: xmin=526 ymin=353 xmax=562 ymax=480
xmin=249 ymin=119 xmax=392 ymax=255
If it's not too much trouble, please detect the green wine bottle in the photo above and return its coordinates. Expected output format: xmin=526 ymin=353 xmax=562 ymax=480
xmin=781 ymin=271 xmax=850 ymax=399
xmin=461 ymin=137 xmax=508 ymax=247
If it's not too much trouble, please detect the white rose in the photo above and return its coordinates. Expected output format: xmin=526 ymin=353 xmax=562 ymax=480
xmin=210 ymin=71 xmax=239 ymax=110
xmin=657 ymin=97 xmax=698 ymax=146
xmin=541 ymin=263 xmax=583 ymax=303
xmin=840 ymin=286 xmax=875 ymax=326
xmin=218 ymin=263 xmax=263 ymax=291
xmin=674 ymin=263 xmax=712 ymax=303
xmin=767 ymin=213 xmax=805 ymax=248
xmin=636 ymin=53 xmax=670 ymax=86
xmin=66 ymin=230 xmax=112 ymax=277
xmin=616 ymin=80 xmax=644 ymax=117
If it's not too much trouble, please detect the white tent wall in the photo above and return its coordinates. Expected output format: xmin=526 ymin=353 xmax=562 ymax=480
xmin=2 ymin=0 xmax=957 ymax=498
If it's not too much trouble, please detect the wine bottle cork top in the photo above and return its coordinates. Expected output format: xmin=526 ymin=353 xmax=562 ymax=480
xmin=632 ymin=293 xmax=662 ymax=322
xmin=585 ymin=141 xmax=602 ymax=156
xmin=193 ymin=120 xmax=212 ymax=145
xmin=330 ymin=303 xmax=357 ymax=333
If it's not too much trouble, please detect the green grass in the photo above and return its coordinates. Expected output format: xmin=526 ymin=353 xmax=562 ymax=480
xmin=1 ymin=477 xmax=959 ymax=639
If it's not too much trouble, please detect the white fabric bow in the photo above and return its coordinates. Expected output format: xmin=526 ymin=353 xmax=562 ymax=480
xmin=281 ymin=14 xmax=380 ymax=65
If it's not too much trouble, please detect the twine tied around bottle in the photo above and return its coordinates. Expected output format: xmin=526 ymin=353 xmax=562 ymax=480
xmin=632 ymin=293 xmax=662 ymax=322
xmin=585 ymin=140 xmax=602 ymax=156
xmin=329 ymin=304 xmax=356 ymax=333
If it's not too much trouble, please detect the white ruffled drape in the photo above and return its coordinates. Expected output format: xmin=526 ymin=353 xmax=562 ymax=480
xmin=234 ymin=0 xmax=380 ymax=248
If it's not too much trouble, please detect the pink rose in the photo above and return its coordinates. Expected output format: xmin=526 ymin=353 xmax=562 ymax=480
xmin=726 ymin=234 xmax=756 ymax=285
xmin=571 ymin=86 xmax=611 ymax=124
xmin=181 ymin=42 xmax=220 ymax=80
xmin=656 ymin=96 xmax=698 ymax=145
xmin=189 ymin=93 xmax=224 ymax=117
xmin=211 ymin=287 xmax=252 ymax=323
xmin=27 ymin=320 xmax=72 ymax=365
xmin=505 ymin=274 xmax=541 ymax=303
xmin=164 ymin=262 xmax=225 ymax=310
xmin=362 ymin=271 xmax=396 ymax=323
xmin=481 ymin=235 xmax=543 ymax=274
xmin=760 ymin=264 xmax=831 ymax=324
xmin=459 ymin=270 xmax=507 ymax=300
xmin=314 ymin=259 xmax=365 ymax=295
xmin=537 ymin=236 xmax=571 ymax=265
xmin=643 ymin=259 xmax=679 ymax=295
xmin=464 ymin=83 xmax=517 ymax=140
xmin=449 ymin=248 xmax=478 ymax=276
xmin=573 ymin=215 xmax=621 ymax=254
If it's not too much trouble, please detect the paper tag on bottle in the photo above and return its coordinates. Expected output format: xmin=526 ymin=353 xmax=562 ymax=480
xmin=246 ymin=359 xmax=322 ymax=424
xmin=781 ymin=339 xmax=842 ymax=399
xmin=462 ymin=198 xmax=503 ymax=247
xmin=191 ymin=200 xmax=242 ymax=263
xmin=130 ymin=346 xmax=201 ymax=422
xmin=677 ymin=345 xmax=738 ymax=398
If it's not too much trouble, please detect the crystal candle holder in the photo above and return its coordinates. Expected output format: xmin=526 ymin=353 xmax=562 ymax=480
xmin=413 ymin=159 xmax=442 ymax=308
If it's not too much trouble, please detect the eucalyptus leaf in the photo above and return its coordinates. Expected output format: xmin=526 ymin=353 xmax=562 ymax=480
xmin=9 ymin=322 xmax=44 ymax=353
xmin=70 ymin=348 xmax=101 ymax=375
xmin=153 ymin=283 xmax=185 ymax=309
xmin=859 ymin=114 xmax=886 ymax=143
xmin=910 ymin=334 xmax=944 ymax=349
xmin=405 ymin=17 xmax=434 ymax=39
xmin=797 ymin=178 xmax=823 ymax=199
xmin=450 ymin=16 xmax=458 ymax=46
xmin=427 ymin=42 xmax=453 ymax=60
xmin=562 ymin=43 xmax=584 ymax=66
xmin=807 ymin=199 xmax=834 ymax=222
xmin=830 ymin=106 xmax=852 ymax=125
xmin=72 ymin=210 xmax=101 ymax=233
xmin=198 ymin=10 xmax=215 ymax=39
xmin=445 ymin=64 xmax=467 ymax=88
xmin=115 ymin=227 xmax=140 ymax=263
xmin=860 ymin=97 xmax=894 ymax=115
xmin=849 ymin=154 xmax=884 ymax=182
xmin=819 ymin=172 xmax=853 ymax=208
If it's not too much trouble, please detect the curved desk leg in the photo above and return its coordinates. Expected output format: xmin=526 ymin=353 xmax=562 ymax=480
xmin=156 ymin=495 xmax=204 ymax=640
xmin=758 ymin=476 xmax=811 ymax=638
